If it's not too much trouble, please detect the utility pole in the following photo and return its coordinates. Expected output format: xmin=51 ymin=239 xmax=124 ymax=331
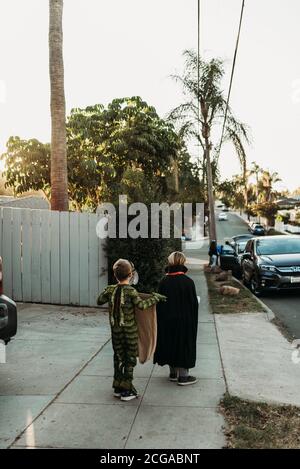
xmin=202 ymin=116 xmax=217 ymax=242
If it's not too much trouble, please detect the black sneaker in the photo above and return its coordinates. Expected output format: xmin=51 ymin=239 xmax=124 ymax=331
xmin=120 ymin=390 xmax=139 ymax=401
xmin=169 ymin=373 xmax=178 ymax=382
xmin=177 ymin=376 xmax=198 ymax=386
xmin=113 ymin=388 xmax=123 ymax=398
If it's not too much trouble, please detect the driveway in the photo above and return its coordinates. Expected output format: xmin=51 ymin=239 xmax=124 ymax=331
xmin=0 ymin=304 xmax=111 ymax=448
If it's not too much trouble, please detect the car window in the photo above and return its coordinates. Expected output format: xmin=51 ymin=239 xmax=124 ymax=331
xmin=237 ymin=241 xmax=247 ymax=253
xmin=221 ymin=245 xmax=235 ymax=255
xmin=256 ymin=238 xmax=300 ymax=256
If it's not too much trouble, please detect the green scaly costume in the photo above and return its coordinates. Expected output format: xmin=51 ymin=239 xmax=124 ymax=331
xmin=98 ymin=284 xmax=165 ymax=391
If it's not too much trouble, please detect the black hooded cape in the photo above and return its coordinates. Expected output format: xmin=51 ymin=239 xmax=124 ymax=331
xmin=153 ymin=265 xmax=198 ymax=369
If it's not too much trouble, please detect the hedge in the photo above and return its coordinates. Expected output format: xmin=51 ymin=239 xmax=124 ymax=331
xmin=105 ymin=214 xmax=182 ymax=293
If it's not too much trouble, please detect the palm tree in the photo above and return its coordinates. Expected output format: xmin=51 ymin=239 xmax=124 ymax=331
xmin=249 ymin=162 xmax=262 ymax=202
xmin=258 ymin=170 xmax=281 ymax=202
xmin=169 ymin=50 xmax=250 ymax=242
xmin=49 ymin=0 xmax=69 ymax=211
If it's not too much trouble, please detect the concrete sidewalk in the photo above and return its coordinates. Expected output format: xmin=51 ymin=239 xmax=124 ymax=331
xmin=1 ymin=245 xmax=227 ymax=450
xmin=5 ymin=237 xmax=298 ymax=450
xmin=215 ymin=313 xmax=300 ymax=407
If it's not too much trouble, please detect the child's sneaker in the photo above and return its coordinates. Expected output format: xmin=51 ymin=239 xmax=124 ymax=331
xmin=169 ymin=372 xmax=178 ymax=382
xmin=177 ymin=376 xmax=198 ymax=386
xmin=120 ymin=390 xmax=139 ymax=401
xmin=113 ymin=388 xmax=123 ymax=398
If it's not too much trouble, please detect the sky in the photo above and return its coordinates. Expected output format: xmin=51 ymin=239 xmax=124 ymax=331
xmin=0 ymin=0 xmax=300 ymax=191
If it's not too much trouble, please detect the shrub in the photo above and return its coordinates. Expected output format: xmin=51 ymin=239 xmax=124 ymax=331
xmin=253 ymin=202 xmax=278 ymax=226
xmin=105 ymin=213 xmax=181 ymax=293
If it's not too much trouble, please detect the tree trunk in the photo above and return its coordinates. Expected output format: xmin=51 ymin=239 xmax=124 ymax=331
xmin=49 ymin=0 xmax=69 ymax=211
xmin=243 ymin=163 xmax=248 ymax=207
xmin=202 ymin=151 xmax=206 ymax=200
xmin=173 ymin=157 xmax=179 ymax=193
xmin=205 ymin=142 xmax=217 ymax=242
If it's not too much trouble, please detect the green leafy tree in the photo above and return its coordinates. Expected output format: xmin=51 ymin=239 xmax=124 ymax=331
xmin=253 ymin=202 xmax=278 ymax=226
xmin=217 ymin=179 xmax=240 ymax=208
xmin=66 ymin=97 xmax=178 ymax=206
xmin=1 ymin=136 xmax=96 ymax=210
xmin=1 ymin=137 xmax=51 ymax=198
xmin=2 ymin=97 xmax=201 ymax=210
xmin=217 ymin=175 xmax=254 ymax=210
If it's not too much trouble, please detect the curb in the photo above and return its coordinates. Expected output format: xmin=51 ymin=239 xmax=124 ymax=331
xmin=232 ymin=277 xmax=276 ymax=322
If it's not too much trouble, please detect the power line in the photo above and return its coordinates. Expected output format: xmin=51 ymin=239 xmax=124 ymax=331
xmin=216 ymin=0 xmax=246 ymax=162
xmin=197 ymin=0 xmax=201 ymax=134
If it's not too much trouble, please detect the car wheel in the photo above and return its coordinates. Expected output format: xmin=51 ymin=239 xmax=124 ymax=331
xmin=250 ymin=275 xmax=262 ymax=296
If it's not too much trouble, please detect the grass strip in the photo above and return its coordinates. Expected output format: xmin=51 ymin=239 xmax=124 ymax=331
xmin=205 ymin=271 xmax=266 ymax=314
xmin=220 ymin=393 xmax=300 ymax=449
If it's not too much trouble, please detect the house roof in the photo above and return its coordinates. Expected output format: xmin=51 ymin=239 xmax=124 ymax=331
xmin=276 ymin=197 xmax=300 ymax=205
xmin=0 ymin=196 xmax=50 ymax=210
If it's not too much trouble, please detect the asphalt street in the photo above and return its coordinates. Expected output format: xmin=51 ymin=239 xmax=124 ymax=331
xmin=216 ymin=210 xmax=300 ymax=340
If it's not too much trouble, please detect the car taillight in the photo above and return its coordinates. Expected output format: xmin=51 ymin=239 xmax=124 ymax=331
xmin=0 ymin=257 xmax=3 ymax=295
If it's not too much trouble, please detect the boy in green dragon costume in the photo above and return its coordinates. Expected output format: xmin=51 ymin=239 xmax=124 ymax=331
xmin=97 ymin=259 xmax=166 ymax=401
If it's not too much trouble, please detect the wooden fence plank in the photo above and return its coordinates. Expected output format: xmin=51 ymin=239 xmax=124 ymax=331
xmin=2 ymin=208 xmax=12 ymax=297
xmin=60 ymin=211 xmax=70 ymax=305
xmin=98 ymin=216 xmax=108 ymax=295
xmin=41 ymin=210 xmax=51 ymax=303
xmin=79 ymin=212 xmax=89 ymax=306
xmin=31 ymin=210 xmax=41 ymax=302
xmin=88 ymin=214 xmax=99 ymax=306
xmin=12 ymin=208 xmax=22 ymax=301
xmin=21 ymin=209 xmax=32 ymax=302
xmin=69 ymin=212 xmax=80 ymax=305
xmin=50 ymin=211 xmax=60 ymax=304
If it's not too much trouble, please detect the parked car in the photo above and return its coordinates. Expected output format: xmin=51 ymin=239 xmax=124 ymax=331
xmin=229 ymin=234 xmax=254 ymax=253
xmin=218 ymin=212 xmax=228 ymax=221
xmin=0 ymin=257 xmax=17 ymax=345
xmin=219 ymin=238 xmax=253 ymax=278
xmin=219 ymin=243 xmax=242 ymax=278
xmin=248 ymin=223 xmax=265 ymax=236
xmin=241 ymin=235 xmax=300 ymax=295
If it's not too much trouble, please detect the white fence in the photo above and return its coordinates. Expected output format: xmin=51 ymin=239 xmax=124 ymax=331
xmin=0 ymin=207 xmax=107 ymax=306
xmin=284 ymin=224 xmax=300 ymax=234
